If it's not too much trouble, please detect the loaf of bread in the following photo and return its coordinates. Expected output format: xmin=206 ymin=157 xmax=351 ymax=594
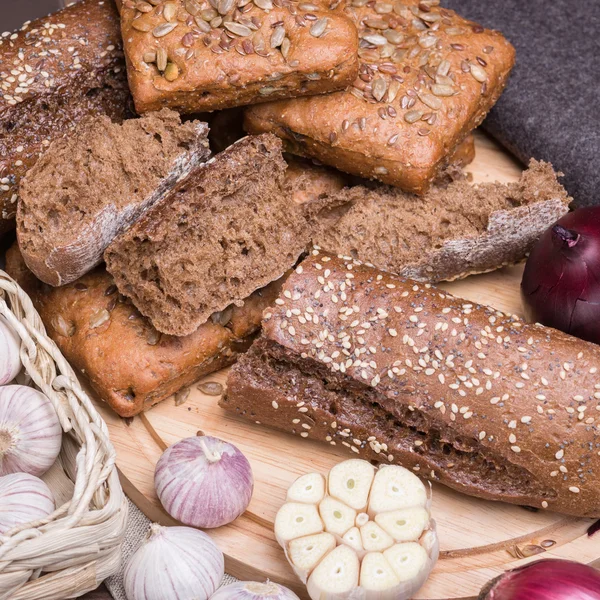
xmin=244 ymin=0 xmax=515 ymax=193
xmin=223 ymin=250 xmax=600 ymax=517
xmin=105 ymin=134 xmax=315 ymax=336
xmin=314 ymin=160 xmax=570 ymax=282
xmin=5 ymin=244 xmax=283 ymax=418
xmin=0 ymin=0 xmax=132 ymax=235
xmin=118 ymin=0 xmax=359 ymax=113
xmin=17 ymin=109 xmax=210 ymax=287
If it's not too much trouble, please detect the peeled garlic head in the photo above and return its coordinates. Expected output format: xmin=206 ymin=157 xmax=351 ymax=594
xmin=0 ymin=316 xmax=21 ymax=385
xmin=0 ymin=472 xmax=55 ymax=534
xmin=275 ymin=460 xmax=438 ymax=600
xmin=124 ymin=524 xmax=224 ymax=600
xmin=0 ymin=385 xmax=62 ymax=477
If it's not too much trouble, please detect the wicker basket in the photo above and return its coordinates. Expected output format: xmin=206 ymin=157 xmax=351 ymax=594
xmin=0 ymin=270 xmax=128 ymax=600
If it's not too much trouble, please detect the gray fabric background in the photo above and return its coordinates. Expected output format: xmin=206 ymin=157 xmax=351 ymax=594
xmin=444 ymin=0 xmax=600 ymax=207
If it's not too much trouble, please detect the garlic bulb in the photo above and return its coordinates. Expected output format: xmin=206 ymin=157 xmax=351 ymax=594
xmin=124 ymin=524 xmax=224 ymax=600
xmin=0 ymin=316 xmax=21 ymax=385
xmin=275 ymin=459 xmax=439 ymax=600
xmin=0 ymin=385 xmax=62 ymax=477
xmin=210 ymin=581 xmax=300 ymax=600
xmin=154 ymin=435 xmax=253 ymax=528
xmin=0 ymin=472 xmax=55 ymax=534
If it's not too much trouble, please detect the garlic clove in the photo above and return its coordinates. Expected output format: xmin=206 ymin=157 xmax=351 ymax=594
xmin=275 ymin=502 xmax=324 ymax=544
xmin=0 ymin=472 xmax=55 ymax=534
xmin=368 ymin=466 xmax=427 ymax=515
xmin=0 ymin=316 xmax=21 ymax=385
xmin=342 ymin=527 xmax=364 ymax=554
xmin=360 ymin=521 xmax=394 ymax=553
xmin=328 ymin=459 xmax=375 ymax=511
xmin=374 ymin=507 xmax=430 ymax=542
xmin=0 ymin=385 xmax=62 ymax=477
xmin=288 ymin=532 xmax=337 ymax=582
xmin=154 ymin=435 xmax=253 ymax=529
xmin=359 ymin=552 xmax=400 ymax=592
xmin=287 ymin=472 xmax=326 ymax=504
xmin=383 ymin=542 xmax=429 ymax=582
xmin=307 ymin=544 xmax=359 ymax=600
xmin=319 ymin=495 xmax=356 ymax=537
xmin=124 ymin=524 xmax=224 ymax=600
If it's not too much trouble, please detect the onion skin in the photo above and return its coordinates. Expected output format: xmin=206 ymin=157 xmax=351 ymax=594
xmin=154 ymin=435 xmax=254 ymax=528
xmin=479 ymin=559 xmax=600 ymax=600
xmin=124 ymin=524 xmax=224 ymax=600
xmin=521 ymin=208 xmax=600 ymax=344
xmin=0 ymin=316 xmax=21 ymax=385
xmin=209 ymin=581 xmax=301 ymax=600
xmin=0 ymin=385 xmax=62 ymax=477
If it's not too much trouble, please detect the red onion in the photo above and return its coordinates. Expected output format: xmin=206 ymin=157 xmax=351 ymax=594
xmin=479 ymin=559 xmax=600 ymax=600
xmin=521 ymin=208 xmax=600 ymax=344
xmin=154 ymin=435 xmax=254 ymax=528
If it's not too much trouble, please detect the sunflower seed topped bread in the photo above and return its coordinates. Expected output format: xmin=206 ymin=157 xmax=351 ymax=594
xmin=17 ymin=109 xmax=210 ymax=287
xmin=315 ymin=160 xmax=570 ymax=282
xmin=119 ymin=0 xmax=359 ymax=114
xmin=244 ymin=0 xmax=515 ymax=193
xmin=105 ymin=134 xmax=314 ymax=336
xmin=5 ymin=244 xmax=283 ymax=417
xmin=223 ymin=250 xmax=600 ymax=517
xmin=0 ymin=0 xmax=132 ymax=236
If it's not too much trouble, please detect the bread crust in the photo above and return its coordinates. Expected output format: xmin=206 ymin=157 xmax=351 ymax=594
xmin=244 ymin=0 xmax=515 ymax=193
xmin=223 ymin=251 xmax=600 ymax=517
xmin=0 ymin=0 xmax=132 ymax=233
xmin=5 ymin=244 xmax=283 ymax=417
xmin=119 ymin=0 xmax=359 ymax=113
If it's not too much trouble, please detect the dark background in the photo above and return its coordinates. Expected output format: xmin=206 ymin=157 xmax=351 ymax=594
xmin=4 ymin=0 xmax=65 ymax=31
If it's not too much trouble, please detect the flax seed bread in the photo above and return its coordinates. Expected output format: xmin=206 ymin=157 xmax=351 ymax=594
xmin=17 ymin=109 xmax=210 ymax=287
xmin=244 ymin=0 xmax=515 ymax=193
xmin=0 ymin=0 xmax=132 ymax=236
xmin=223 ymin=251 xmax=600 ymax=518
xmin=5 ymin=244 xmax=283 ymax=417
xmin=314 ymin=160 xmax=570 ymax=282
xmin=119 ymin=0 xmax=359 ymax=114
xmin=105 ymin=134 xmax=313 ymax=336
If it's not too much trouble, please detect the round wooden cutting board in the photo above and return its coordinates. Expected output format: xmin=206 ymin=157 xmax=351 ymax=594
xmin=92 ymin=132 xmax=600 ymax=599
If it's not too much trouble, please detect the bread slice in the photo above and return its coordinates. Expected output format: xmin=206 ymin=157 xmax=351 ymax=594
xmin=105 ymin=134 xmax=312 ymax=337
xmin=314 ymin=160 xmax=570 ymax=282
xmin=17 ymin=109 xmax=210 ymax=286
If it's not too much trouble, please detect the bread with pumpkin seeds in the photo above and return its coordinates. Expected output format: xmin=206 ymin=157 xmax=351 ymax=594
xmin=244 ymin=0 xmax=515 ymax=193
xmin=223 ymin=250 xmax=600 ymax=518
xmin=119 ymin=0 xmax=359 ymax=113
xmin=0 ymin=0 xmax=132 ymax=236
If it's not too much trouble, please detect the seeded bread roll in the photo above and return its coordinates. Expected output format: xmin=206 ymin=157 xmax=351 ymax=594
xmin=5 ymin=244 xmax=283 ymax=418
xmin=314 ymin=160 xmax=570 ymax=282
xmin=105 ymin=134 xmax=315 ymax=337
xmin=17 ymin=109 xmax=210 ymax=287
xmin=0 ymin=0 xmax=132 ymax=235
xmin=119 ymin=0 xmax=359 ymax=114
xmin=223 ymin=250 xmax=600 ymax=518
xmin=244 ymin=0 xmax=515 ymax=194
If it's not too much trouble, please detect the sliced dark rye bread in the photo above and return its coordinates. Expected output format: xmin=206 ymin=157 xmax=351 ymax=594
xmin=104 ymin=134 xmax=314 ymax=337
xmin=17 ymin=109 xmax=210 ymax=286
xmin=223 ymin=251 xmax=600 ymax=517
xmin=313 ymin=160 xmax=570 ymax=282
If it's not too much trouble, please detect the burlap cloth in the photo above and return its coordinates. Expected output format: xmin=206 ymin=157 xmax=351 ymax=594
xmin=105 ymin=500 xmax=239 ymax=600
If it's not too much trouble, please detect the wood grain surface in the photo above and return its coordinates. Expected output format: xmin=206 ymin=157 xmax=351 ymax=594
xmin=90 ymin=132 xmax=600 ymax=599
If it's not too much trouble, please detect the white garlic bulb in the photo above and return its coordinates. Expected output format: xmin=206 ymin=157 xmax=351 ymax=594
xmin=0 ymin=472 xmax=55 ymax=534
xmin=124 ymin=524 xmax=225 ymax=600
xmin=0 ymin=315 xmax=21 ymax=385
xmin=154 ymin=435 xmax=254 ymax=528
xmin=210 ymin=581 xmax=301 ymax=600
xmin=0 ymin=385 xmax=62 ymax=477
xmin=275 ymin=459 xmax=439 ymax=600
